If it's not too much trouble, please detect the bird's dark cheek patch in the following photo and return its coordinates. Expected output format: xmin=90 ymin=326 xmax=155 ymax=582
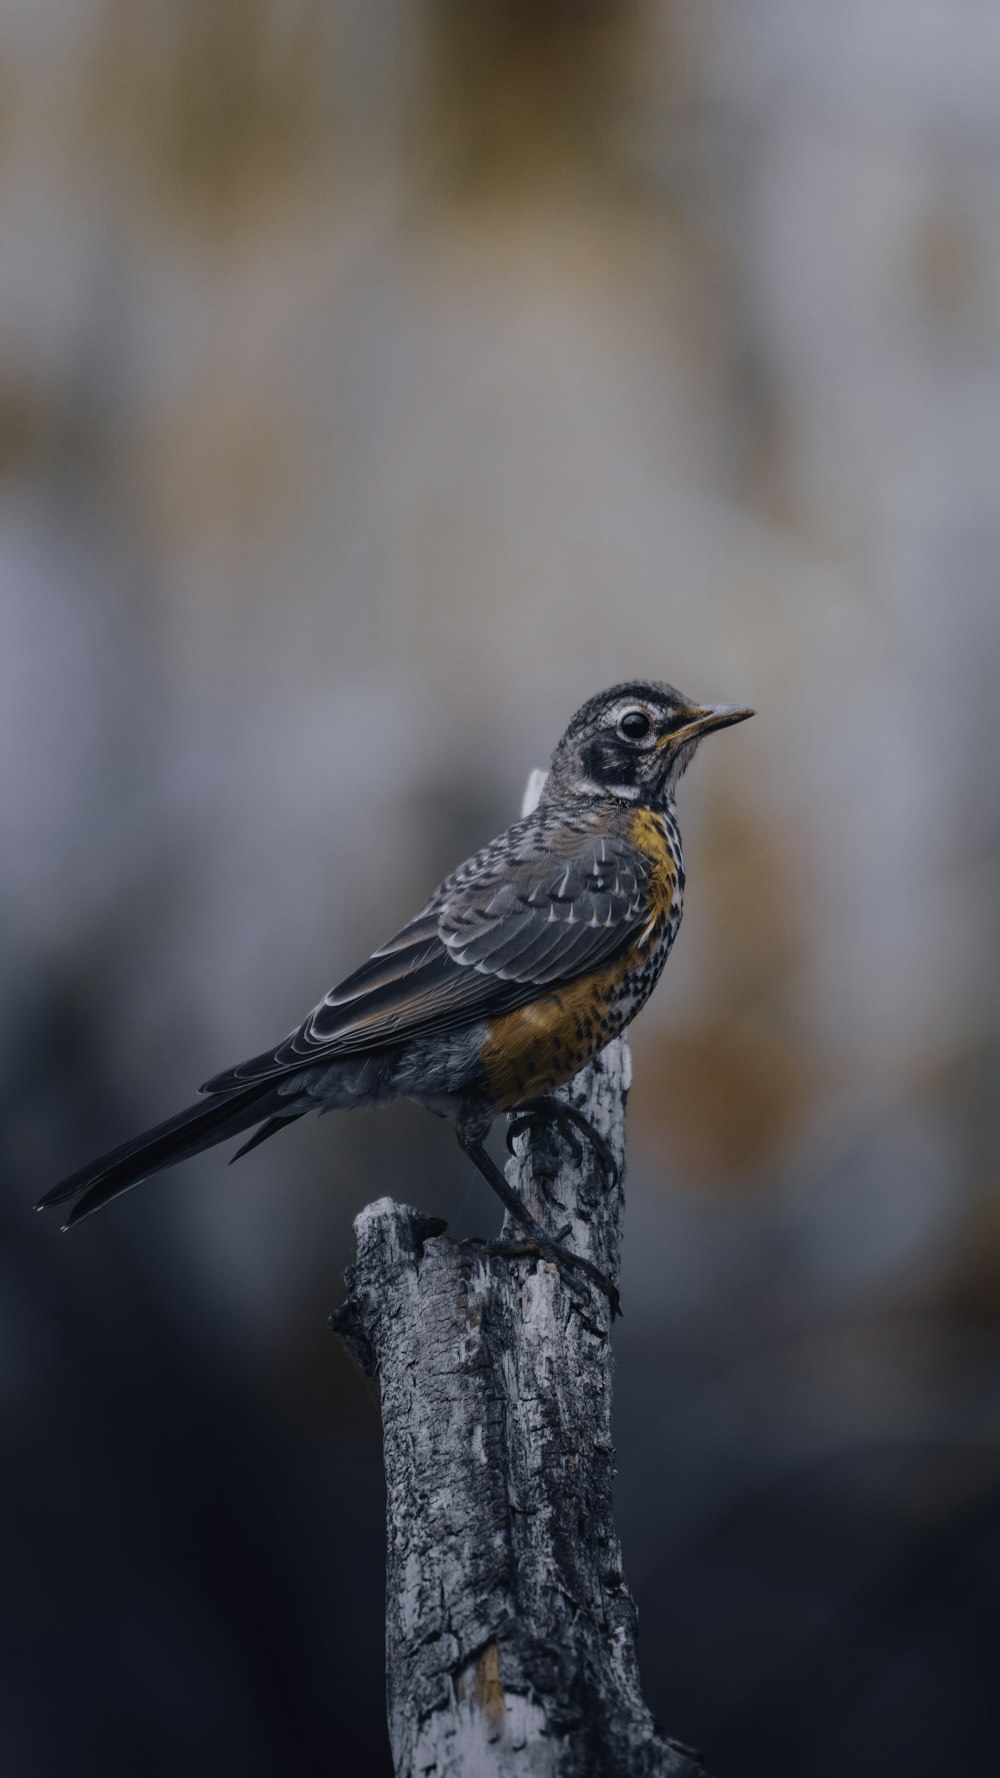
xmin=582 ymin=737 xmax=637 ymax=787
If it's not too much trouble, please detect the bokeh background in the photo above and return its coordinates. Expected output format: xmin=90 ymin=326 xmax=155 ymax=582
xmin=4 ymin=4 xmax=1000 ymax=1774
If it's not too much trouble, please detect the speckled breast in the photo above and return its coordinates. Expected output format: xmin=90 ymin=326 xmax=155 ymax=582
xmin=479 ymin=807 xmax=684 ymax=1111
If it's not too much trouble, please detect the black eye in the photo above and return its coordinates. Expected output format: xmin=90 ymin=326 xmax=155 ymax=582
xmin=618 ymin=708 xmax=651 ymax=741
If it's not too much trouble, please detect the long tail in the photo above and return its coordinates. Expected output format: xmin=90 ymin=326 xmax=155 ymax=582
xmin=36 ymin=1081 xmax=291 ymax=1229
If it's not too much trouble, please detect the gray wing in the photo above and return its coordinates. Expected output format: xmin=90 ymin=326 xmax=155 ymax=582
xmin=200 ymin=816 xmax=654 ymax=1092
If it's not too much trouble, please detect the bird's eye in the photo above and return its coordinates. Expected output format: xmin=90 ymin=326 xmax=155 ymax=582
xmin=618 ymin=708 xmax=651 ymax=741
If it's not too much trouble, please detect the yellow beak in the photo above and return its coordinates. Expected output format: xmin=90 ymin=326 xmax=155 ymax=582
xmin=661 ymin=702 xmax=755 ymax=746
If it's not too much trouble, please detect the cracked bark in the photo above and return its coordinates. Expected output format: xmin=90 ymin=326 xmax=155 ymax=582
xmin=330 ymin=779 xmax=705 ymax=1778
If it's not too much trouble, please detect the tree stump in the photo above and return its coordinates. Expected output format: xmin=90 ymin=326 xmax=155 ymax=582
xmin=330 ymin=1032 xmax=705 ymax=1777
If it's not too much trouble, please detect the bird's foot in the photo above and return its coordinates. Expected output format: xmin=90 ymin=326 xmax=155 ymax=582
xmin=507 ymin=1098 xmax=620 ymax=1188
xmin=455 ymin=1129 xmax=621 ymax=1315
xmin=464 ymin=1222 xmax=620 ymax=1316
xmin=487 ymin=1232 xmax=622 ymax=1318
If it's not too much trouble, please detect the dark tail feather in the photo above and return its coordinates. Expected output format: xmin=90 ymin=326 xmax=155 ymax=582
xmin=229 ymin=1114 xmax=303 ymax=1164
xmin=36 ymin=1081 xmax=281 ymax=1229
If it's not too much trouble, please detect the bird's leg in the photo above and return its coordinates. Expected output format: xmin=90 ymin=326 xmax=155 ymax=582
xmin=506 ymin=1097 xmax=620 ymax=1189
xmin=456 ymin=1126 xmax=620 ymax=1316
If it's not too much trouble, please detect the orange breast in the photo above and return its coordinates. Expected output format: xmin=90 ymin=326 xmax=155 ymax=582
xmin=479 ymin=807 xmax=682 ymax=1111
xmin=480 ymin=956 xmax=636 ymax=1110
xmin=628 ymin=806 xmax=682 ymax=929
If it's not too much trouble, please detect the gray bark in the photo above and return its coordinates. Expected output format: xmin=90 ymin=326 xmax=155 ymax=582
xmin=330 ymin=1035 xmax=705 ymax=1777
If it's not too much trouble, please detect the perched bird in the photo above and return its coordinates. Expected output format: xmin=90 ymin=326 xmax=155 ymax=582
xmin=38 ymin=680 xmax=752 ymax=1306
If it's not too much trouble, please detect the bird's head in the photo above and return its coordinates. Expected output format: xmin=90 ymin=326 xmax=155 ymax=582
xmin=543 ymin=679 xmax=754 ymax=809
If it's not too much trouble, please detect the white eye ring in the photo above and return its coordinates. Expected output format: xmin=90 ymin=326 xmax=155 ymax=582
xmin=617 ymin=707 xmax=653 ymax=744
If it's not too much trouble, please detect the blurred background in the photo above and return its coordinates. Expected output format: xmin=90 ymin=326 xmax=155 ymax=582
xmin=3 ymin=3 xmax=999 ymax=1774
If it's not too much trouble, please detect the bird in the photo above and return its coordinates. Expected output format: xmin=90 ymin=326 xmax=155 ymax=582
xmin=37 ymin=679 xmax=753 ymax=1308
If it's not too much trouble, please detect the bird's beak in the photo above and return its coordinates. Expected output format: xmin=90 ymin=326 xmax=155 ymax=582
xmin=664 ymin=702 xmax=755 ymax=746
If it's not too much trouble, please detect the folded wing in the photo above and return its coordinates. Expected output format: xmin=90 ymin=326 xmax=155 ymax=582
xmin=201 ymin=816 xmax=652 ymax=1093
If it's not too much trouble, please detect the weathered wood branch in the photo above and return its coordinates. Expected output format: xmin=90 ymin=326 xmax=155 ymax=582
xmin=331 ymin=1031 xmax=705 ymax=1778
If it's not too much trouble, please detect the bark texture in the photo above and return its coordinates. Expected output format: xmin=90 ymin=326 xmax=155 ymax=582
xmin=331 ymin=1037 xmax=705 ymax=1778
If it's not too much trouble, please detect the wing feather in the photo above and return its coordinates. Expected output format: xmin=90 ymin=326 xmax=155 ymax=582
xmin=200 ymin=813 xmax=659 ymax=1093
